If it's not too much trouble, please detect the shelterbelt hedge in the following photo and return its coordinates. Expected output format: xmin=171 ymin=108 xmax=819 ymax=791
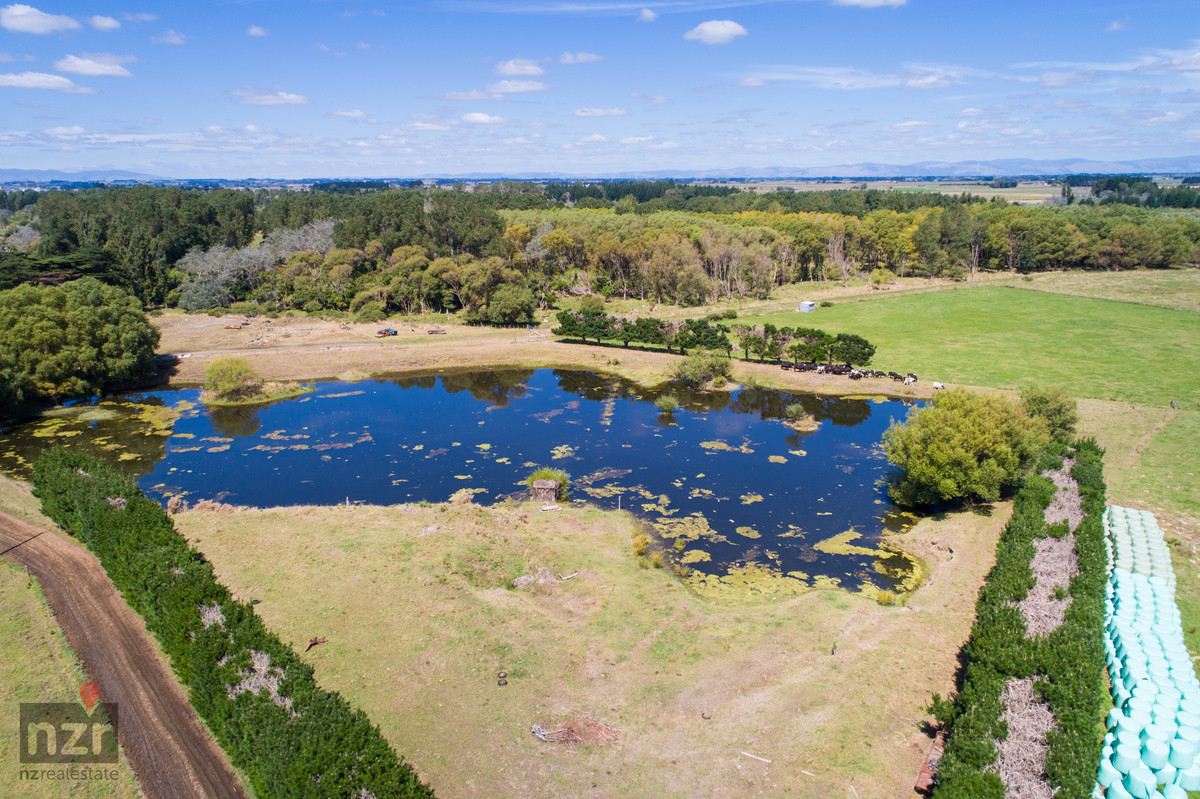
xmin=32 ymin=448 xmax=434 ymax=799
xmin=930 ymin=440 xmax=1109 ymax=799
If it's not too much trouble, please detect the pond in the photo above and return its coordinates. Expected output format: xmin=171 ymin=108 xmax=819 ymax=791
xmin=0 ymin=369 xmax=923 ymax=602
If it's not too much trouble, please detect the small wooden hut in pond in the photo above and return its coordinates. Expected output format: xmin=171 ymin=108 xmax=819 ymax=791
xmin=530 ymin=480 xmax=558 ymax=503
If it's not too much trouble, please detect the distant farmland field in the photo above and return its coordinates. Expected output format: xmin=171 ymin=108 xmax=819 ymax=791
xmin=740 ymin=285 xmax=1200 ymax=407
xmin=1004 ymin=269 xmax=1200 ymax=313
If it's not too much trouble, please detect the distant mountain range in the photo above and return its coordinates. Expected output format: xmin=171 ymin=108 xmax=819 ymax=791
xmin=445 ymin=156 xmax=1200 ymax=181
xmin=0 ymin=168 xmax=166 ymax=183
xmin=2 ymin=156 xmax=1200 ymax=185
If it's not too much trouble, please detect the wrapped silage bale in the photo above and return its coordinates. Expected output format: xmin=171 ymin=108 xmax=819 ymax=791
xmin=1100 ymin=506 xmax=1200 ymax=796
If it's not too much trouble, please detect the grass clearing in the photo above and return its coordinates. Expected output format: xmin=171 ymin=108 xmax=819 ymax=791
xmin=0 ymin=555 xmax=141 ymax=799
xmin=743 ymin=285 xmax=1200 ymax=407
xmin=175 ymin=498 xmax=1009 ymax=799
xmin=1005 ymin=269 xmax=1200 ymax=313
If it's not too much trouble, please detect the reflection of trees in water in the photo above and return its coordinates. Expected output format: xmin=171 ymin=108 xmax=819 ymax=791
xmin=388 ymin=374 xmax=438 ymax=391
xmin=439 ymin=369 xmax=534 ymax=407
xmin=208 ymin=405 xmax=263 ymax=439
xmin=552 ymin=369 xmax=735 ymax=413
xmin=725 ymin=388 xmax=871 ymax=427
xmin=387 ymin=370 xmax=535 ymax=407
xmin=552 ymin=369 xmax=627 ymax=402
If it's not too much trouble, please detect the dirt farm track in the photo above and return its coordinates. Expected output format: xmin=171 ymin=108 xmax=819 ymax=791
xmin=0 ymin=508 xmax=247 ymax=799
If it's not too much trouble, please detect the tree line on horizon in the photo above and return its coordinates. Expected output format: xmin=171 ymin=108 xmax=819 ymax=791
xmin=0 ymin=181 xmax=1197 ymax=323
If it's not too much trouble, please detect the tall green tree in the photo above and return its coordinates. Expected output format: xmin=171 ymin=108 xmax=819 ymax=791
xmin=883 ymin=389 xmax=1048 ymax=507
xmin=0 ymin=278 xmax=159 ymax=413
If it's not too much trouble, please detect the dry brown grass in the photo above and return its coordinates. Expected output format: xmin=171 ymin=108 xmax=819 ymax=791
xmin=154 ymin=311 xmax=938 ymax=403
xmin=174 ymin=498 xmax=1009 ymax=799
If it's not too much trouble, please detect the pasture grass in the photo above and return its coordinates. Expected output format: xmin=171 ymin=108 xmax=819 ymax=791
xmin=174 ymin=498 xmax=1009 ymax=799
xmin=742 ymin=285 xmax=1200 ymax=407
xmin=1004 ymin=269 xmax=1200 ymax=313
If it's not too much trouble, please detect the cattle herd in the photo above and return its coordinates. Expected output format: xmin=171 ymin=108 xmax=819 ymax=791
xmin=780 ymin=361 xmax=943 ymax=388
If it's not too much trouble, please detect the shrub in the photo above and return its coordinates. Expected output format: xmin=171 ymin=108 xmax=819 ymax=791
xmin=228 ymin=301 xmax=258 ymax=316
xmin=485 ymin=284 xmax=536 ymax=326
xmin=525 ymin=466 xmax=570 ymax=499
xmin=1020 ymin=384 xmax=1079 ymax=442
xmin=204 ymin=357 xmax=261 ymax=402
xmin=870 ymin=267 xmax=897 ymax=289
xmin=654 ymin=396 xmax=679 ymax=413
xmin=671 ymin=350 xmax=732 ymax=387
xmin=578 ymin=294 xmax=605 ymax=313
xmin=883 ymin=389 xmax=1049 ymax=508
xmin=354 ymin=301 xmax=386 ymax=324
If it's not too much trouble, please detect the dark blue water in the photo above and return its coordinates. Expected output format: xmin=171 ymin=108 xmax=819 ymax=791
xmin=0 ymin=369 xmax=922 ymax=598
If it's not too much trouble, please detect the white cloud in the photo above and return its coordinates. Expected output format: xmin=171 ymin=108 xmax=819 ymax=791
xmin=1106 ymin=19 xmax=1128 ymax=32
xmin=231 ymin=87 xmax=310 ymax=106
xmin=318 ymin=44 xmax=348 ymax=57
xmin=1039 ymin=70 xmax=1096 ymax=87
xmin=560 ymin=51 xmax=602 ymax=64
xmin=620 ymin=136 xmax=653 ymax=143
xmin=87 ymin=15 xmax=119 ymax=31
xmin=632 ymin=92 xmax=670 ymax=104
xmin=957 ymin=107 xmax=984 ymax=117
xmin=903 ymin=68 xmax=954 ymax=88
xmin=495 ymin=58 xmax=543 ymax=76
xmin=247 ymin=25 xmax=268 ymax=37
xmin=575 ymin=107 xmax=628 ymax=116
xmin=0 ymin=52 xmax=12 ymax=62
xmin=444 ymin=89 xmax=501 ymax=101
xmin=740 ymin=77 xmax=767 ymax=87
xmin=122 ymin=13 xmax=156 ymax=22
xmin=1 ymin=4 xmax=79 ymax=33
xmin=638 ymin=8 xmax=657 ymax=22
xmin=757 ymin=63 xmax=962 ymax=90
xmin=486 ymin=79 xmax=549 ymax=93
xmin=578 ymin=133 xmax=608 ymax=143
xmin=462 ymin=112 xmax=505 ymax=124
xmin=54 ymin=53 xmax=135 ymax=77
xmin=328 ymin=109 xmax=367 ymax=118
xmin=684 ymin=20 xmax=747 ymax=45
xmin=152 ymin=29 xmax=186 ymax=45
xmin=1140 ymin=111 xmax=1185 ymax=125
xmin=0 ymin=71 xmax=94 ymax=92
xmin=408 ymin=121 xmax=453 ymax=131
xmin=889 ymin=120 xmax=933 ymax=131
xmin=834 ymin=0 xmax=907 ymax=6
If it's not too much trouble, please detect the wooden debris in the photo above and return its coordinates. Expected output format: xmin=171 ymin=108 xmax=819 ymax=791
xmin=305 ymin=636 xmax=327 ymax=652
xmin=914 ymin=728 xmax=946 ymax=795
xmin=740 ymin=752 xmax=772 ymax=764
xmin=531 ymin=724 xmax=570 ymax=743
xmin=539 ymin=504 xmax=561 ymax=512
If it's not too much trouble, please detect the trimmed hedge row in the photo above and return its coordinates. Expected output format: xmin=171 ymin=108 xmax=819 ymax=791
xmin=32 ymin=448 xmax=434 ymax=799
xmin=931 ymin=439 xmax=1109 ymax=799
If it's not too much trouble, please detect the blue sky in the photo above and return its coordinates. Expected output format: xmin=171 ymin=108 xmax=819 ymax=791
xmin=1 ymin=0 xmax=1198 ymax=178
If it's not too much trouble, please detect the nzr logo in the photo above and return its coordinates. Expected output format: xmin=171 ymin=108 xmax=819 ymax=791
xmin=19 ymin=702 xmax=119 ymax=764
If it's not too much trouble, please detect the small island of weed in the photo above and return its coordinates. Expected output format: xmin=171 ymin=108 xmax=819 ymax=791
xmin=200 ymin=356 xmax=312 ymax=407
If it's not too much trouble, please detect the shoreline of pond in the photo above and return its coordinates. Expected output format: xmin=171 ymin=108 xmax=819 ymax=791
xmin=0 ymin=368 xmax=930 ymax=604
xmin=150 ymin=312 xmax=941 ymax=403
